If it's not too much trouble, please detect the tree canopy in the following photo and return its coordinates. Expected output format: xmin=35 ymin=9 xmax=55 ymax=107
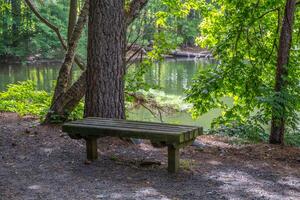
xmin=187 ymin=0 xmax=300 ymax=144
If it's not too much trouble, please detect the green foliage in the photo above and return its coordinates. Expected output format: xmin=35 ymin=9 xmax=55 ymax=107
xmin=142 ymin=89 xmax=190 ymax=112
xmin=284 ymin=131 xmax=300 ymax=147
xmin=0 ymin=81 xmax=83 ymax=121
xmin=186 ymin=0 xmax=300 ymax=142
xmin=128 ymin=0 xmax=203 ymax=48
xmin=0 ymin=80 xmax=189 ymax=123
xmin=0 ymin=0 xmax=87 ymax=59
xmin=0 ymin=81 xmax=50 ymax=116
xmin=126 ymin=0 xmax=204 ymax=107
xmin=127 ymin=89 xmax=191 ymax=112
xmin=1 ymin=0 xmax=202 ymax=59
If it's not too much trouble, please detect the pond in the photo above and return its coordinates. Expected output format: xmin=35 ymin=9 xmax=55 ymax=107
xmin=0 ymin=59 xmax=221 ymax=129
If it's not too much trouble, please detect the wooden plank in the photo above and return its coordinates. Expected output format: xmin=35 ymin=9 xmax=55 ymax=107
xmin=85 ymin=118 xmax=201 ymax=129
xmin=63 ymin=123 xmax=185 ymax=136
xmin=68 ymin=120 xmax=195 ymax=133
xmin=168 ymin=145 xmax=179 ymax=173
xmin=66 ymin=118 xmax=202 ymax=134
xmin=74 ymin=118 xmax=197 ymax=130
xmin=63 ymin=124 xmax=182 ymax=143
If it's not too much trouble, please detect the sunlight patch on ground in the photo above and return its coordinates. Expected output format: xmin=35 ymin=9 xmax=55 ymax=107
xmin=207 ymin=170 xmax=300 ymax=200
xmin=134 ymin=187 xmax=171 ymax=199
xmin=278 ymin=176 xmax=300 ymax=189
xmin=207 ymin=160 xmax=222 ymax=166
xmin=138 ymin=142 xmax=160 ymax=152
xmin=28 ymin=185 xmax=41 ymax=190
xmin=95 ymin=187 xmax=171 ymax=199
xmin=40 ymin=148 xmax=53 ymax=156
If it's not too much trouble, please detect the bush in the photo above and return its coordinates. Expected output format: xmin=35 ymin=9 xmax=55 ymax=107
xmin=0 ymin=81 xmax=50 ymax=117
xmin=0 ymin=81 xmax=83 ymax=121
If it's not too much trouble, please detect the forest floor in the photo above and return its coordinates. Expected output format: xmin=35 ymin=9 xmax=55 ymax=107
xmin=1 ymin=112 xmax=300 ymax=200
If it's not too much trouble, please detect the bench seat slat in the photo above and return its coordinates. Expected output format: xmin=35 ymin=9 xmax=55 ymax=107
xmin=63 ymin=124 xmax=185 ymax=143
xmin=85 ymin=117 xmax=199 ymax=129
xmin=68 ymin=120 xmax=197 ymax=133
xmin=77 ymin=119 xmax=197 ymax=130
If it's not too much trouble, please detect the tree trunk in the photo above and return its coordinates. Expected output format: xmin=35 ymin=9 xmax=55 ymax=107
xmin=269 ymin=0 xmax=296 ymax=144
xmin=11 ymin=0 xmax=21 ymax=46
xmin=51 ymin=0 xmax=88 ymax=104
xmin=67 ymin=0 xmax=78 ymax=87
xmin=45 ymin=72 xmax=87 ymax=122
xmin=44 ymin=1 xmax=89 ymax=123
xmin=84 ymin=0 xmax=126 ymax=118
xmin=68 ymin=0 xmax=77 ymax=42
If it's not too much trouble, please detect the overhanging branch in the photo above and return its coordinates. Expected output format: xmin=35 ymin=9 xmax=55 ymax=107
xmin=24 ymin=0 xmax=85 ymax=70
xmin=126 ymin=0 xmax=149 ymax=25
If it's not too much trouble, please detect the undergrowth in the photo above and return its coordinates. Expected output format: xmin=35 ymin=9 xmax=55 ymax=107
xmin=0 ymin=81 xmax=299 ymax=147
xmin=209 ymin=124 xmax=300 ymax=147
xmin=0 ymin=81 xmax=83 ymax=121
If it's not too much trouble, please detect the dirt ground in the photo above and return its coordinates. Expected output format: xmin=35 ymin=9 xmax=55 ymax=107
xmin=1 ymin=112 xmax=299 ymax=200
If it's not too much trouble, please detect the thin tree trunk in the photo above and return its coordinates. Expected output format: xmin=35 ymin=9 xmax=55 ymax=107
xmin=45 ymin=72 xmax=87 ymax=122
xmin=51 ymin=0 xmax=88 ymax=103
xmin=11 ymin=0 xmax=21 ymax=46
xmin=269 ymin=0 xmax=296 ymax=144
xmin=67 ymin=0 xmax=78 ymax=87
xmin=68 ymin=0 xmax=77 ymax=42
xmin=44 ymin=1 xmax=89 ymax=123
xmin=84 ymin=0 xmax=126 ymax=118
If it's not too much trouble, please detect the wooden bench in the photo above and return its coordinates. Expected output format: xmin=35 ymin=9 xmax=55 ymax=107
xmin=62 ymin=117 xmax=203 ymax=173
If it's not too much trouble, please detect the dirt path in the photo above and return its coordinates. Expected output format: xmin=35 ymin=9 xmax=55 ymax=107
xmin=1 ymin=112 xmax=300 ymax=200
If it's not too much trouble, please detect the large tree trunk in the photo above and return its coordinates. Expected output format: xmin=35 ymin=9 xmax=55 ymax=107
xmin=84 ymin=0 xmax=126 ymax=118
xmin=269 ymin=0 xmax=296 ymax=144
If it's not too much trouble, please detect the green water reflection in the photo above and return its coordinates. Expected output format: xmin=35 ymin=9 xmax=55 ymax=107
xmin=0 ymin=59 xmax=219 ymax=129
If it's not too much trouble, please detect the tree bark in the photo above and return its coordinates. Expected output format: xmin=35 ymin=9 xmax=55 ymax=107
xmin=269 ymin=0 xmax=296 ymax=144
xmin=84 ymin=0 xmax=126 ymax=118
xmin=68 ymin=0 xmax=77 ymax=42
xmin=2 ymin=0 xmax=9 ymax=46
xmin=45 ymin=72 xmax=87 ymax=122
xmin=11 ymin=0 xmax=21 ymax=46
xmin=51 ymin=0 xmax=89 ymax=103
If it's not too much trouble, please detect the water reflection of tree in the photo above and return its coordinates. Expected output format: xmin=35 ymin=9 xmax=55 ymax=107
xmin=142 ymin=60 xmax=206 ymax=96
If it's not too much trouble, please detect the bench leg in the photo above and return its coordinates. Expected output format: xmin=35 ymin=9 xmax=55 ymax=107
xmin=168 ymin=145 xmax=179 ymax=173
xmin=85 ymin=138 xmax=98 ymax=161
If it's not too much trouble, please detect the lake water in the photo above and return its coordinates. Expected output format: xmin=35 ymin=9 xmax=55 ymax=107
xmin=0 ymin=59 xmax=221 ymax=129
